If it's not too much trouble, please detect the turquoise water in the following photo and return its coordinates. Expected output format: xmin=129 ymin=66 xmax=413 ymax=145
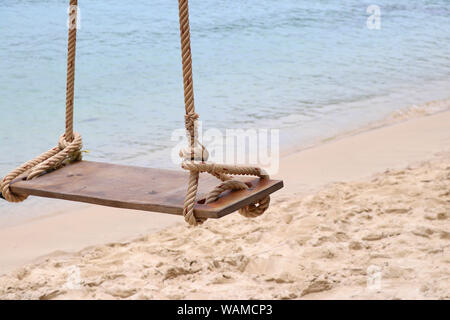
xmin=0 ymin=1 xmax=449 ymax=218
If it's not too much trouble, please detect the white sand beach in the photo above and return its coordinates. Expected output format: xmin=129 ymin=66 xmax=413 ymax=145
xmin=0 ymin=102 xmax=449 ymax=299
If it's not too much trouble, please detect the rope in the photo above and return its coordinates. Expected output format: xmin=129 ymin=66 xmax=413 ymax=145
xmin=1 ymin=0 xmax=271 ymax=224
xmin=205 ymin=179 xmax=270 ymax=218
xmin=0 ymin=0 xmax=82 ymax=203
xmin=205 ymin=180 xmax=248 ymax=204
xmin=177 ymin=0 xmax=271 ymax=226
xmin=65 ymin=0 xmax=78 ymax=143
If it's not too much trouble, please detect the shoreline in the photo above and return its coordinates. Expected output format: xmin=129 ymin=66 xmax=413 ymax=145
xmin=2 ymin=97 xmax=448 ymax=229
xmin=280 ymin=98 xmax=450 ymax=158
xmin=0 ymin=101 xmax=449 ymax=276
xmin=0 ymin=117 xmax=449 ymax=298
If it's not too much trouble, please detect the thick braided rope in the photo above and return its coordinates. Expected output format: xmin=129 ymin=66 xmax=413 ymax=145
xmin=178 ymin=0 xmax=205 ymax=226
xmin=177 ymin=0 xmax=271 ymax=225
xmin=65 ymin=0 xmax=78 ymax=143
xmin=178 ymin=0 xmax=196 ymax=139
xmin=205 ymin=177 xmax=270 ymax=218
xmin=182 ymin=162 xmax=269 ymax=179
xmin=184 ymin=160 xmax=271 ymax=218
xmin=27 ymin=133 xmax=83 ymax=180
xmin=0 ymin=0 xmax=82 ymax=202
xmin=1 ymin=134 xmax=82 ymax=202
xmin=1 ymin=149 xmax=60 ymax=202
xmin=205 ymin=180 xmax=248 ymax=204
xmin=239 ymin=195 xmax=270 ymax=218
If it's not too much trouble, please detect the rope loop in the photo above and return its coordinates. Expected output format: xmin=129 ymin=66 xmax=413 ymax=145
xmin=239 ymin=196 xmax=271 ymax=218
xmin=205 ymin=180 xmax=249 ymax=204
xmin=180 ymin=159 xmax=271 ymax=225
xmin=184 ymin=112 xmax=199 ymax=134
xmin=58 ymin=134 xmax=72 ymax=149
xmin=0 ymin=132 xmax=83 ymax=202
xmin=204 ymin=179 xmax=270 ymax=218
xmin=27 ymin=132 xmax=83 ymax=180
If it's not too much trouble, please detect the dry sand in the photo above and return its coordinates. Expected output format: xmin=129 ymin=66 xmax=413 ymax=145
xmin=0 ymin=102 xmax=449 ymax=299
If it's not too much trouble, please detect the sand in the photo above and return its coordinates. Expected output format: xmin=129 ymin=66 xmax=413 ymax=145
xmin=0 ymin=103 xmax=449 ymax=299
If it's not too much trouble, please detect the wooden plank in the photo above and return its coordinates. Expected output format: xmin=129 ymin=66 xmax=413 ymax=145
xmin=9 ymin=161 xmax=283 ymax=219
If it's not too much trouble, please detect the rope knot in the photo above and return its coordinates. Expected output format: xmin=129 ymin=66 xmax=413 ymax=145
xmin=176 ymin=0 xmax=273 ymax=226
xmin=184 ymin=112 xmax=199 ymax=132
xmin=204 ymin=178 xmax=271 ymax=218
xmin=26 ymin=132 xmax=83 ymax=180
xmin=58 ymin=132 xmax=83 ymax=162
xmin=1 ymin=132 xmax=84 ymax=202
xmin=179 ymin=145 xmax=209 ymax=161
xmin=58 ymin=134 xmax=71 ymax=149
xmin=180 ymin=112 xmax=208 ymax=161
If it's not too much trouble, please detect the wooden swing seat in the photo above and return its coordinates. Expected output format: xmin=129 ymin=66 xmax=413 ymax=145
xmin=9 ymin=161 xmax=283 ymax=219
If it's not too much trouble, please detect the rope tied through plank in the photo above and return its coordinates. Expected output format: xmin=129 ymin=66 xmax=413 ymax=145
xmin=1 ymin=133 xmax=83 ymax=202
xmin=0 ymin=0 xmax=82 ymax=203
xmin=177 ymin=0 xmax=271 ymax=226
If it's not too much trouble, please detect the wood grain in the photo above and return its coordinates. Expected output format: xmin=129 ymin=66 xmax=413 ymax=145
xmin=10 ymin=161 xmax=283 ymax=219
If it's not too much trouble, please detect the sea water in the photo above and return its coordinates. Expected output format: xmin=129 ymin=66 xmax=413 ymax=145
xmin=0 ymin=0 xmax=449 ymax=221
